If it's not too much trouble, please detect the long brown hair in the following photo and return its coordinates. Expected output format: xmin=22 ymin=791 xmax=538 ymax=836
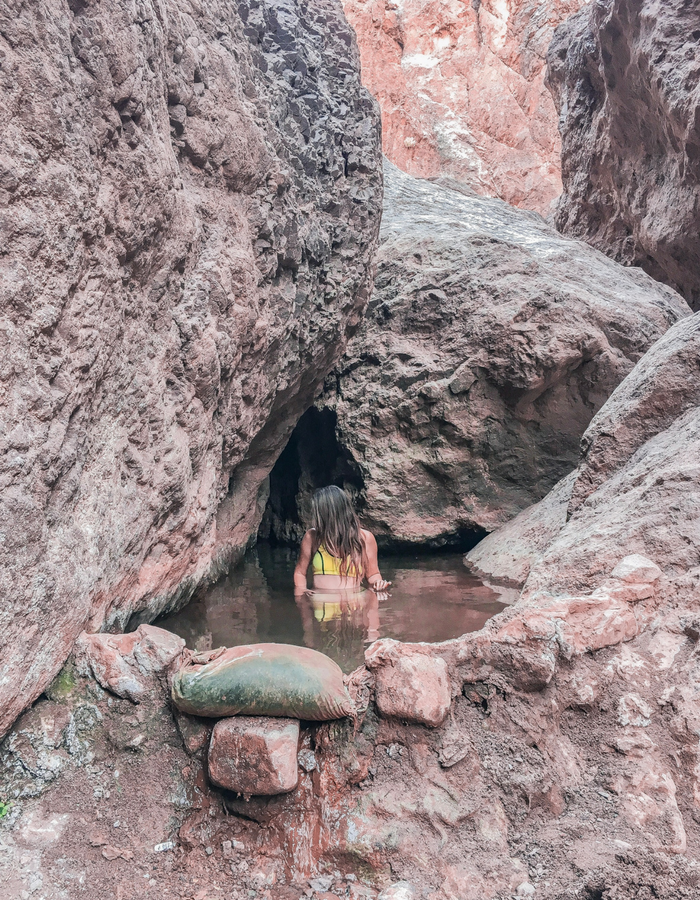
xmin=309 ymin=486 xmax=364 ymax=579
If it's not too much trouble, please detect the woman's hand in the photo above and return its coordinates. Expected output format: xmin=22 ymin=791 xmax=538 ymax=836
xmin=368 ymin=578 xmax=391 ymax=592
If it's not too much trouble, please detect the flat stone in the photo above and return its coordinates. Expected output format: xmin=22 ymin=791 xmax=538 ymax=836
xmin=611 ymin=554 xmax=662 ymax=585
xmin=366 ymin=641 xmax=451 ymax=727
xmin=208 ymin=717 xmax=300 ymax=795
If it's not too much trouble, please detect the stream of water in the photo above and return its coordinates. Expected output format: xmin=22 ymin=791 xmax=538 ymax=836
xmin=159 ymin=544 xmax=513 ymax=673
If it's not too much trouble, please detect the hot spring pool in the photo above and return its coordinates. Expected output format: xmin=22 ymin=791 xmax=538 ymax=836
xmin=158 ymin=544 xmax=514 ymax=673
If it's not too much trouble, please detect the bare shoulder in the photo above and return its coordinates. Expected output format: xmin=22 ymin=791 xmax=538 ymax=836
xmin=360 ymin=528 xmax=377 ymax=547
xmin=301 ymin=530 xmax=315 ymax=548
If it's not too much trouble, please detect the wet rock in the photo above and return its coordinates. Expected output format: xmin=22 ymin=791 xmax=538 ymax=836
xmin=465 ymin=471 xmax=576 ymax=588
xmin=343 ymin=0 xmax=589 ymax=214
xmin=74 ymin=626 xmax=185 ymax=703
xmin=0 ymin=0 xmax=382 ymax=738
xmin=208 ymin=717 xmax=299 ymax=796
xmin=476 ymin=313 xmax=700 ymax=597
xmin=548 ymin=0 xmax=700 ymax=310
xmin=523 ymin=313 xmax=700 ymax=596
xmin=366 ymin=640 xmax=451 ymax=727
xmin=568 ymin=314 xmax=700 ymax=515
xmin=316 ymin=162 xmax=688 ymax=546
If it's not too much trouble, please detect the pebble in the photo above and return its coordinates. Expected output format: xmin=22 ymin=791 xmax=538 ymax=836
xmin=154 ymin=840 xmax=176 ymax=852
xmin=516 ymin=884 xmax=535 ymax=898
xmin=308 ymin=876 xmax=334 ymax=892
xmin=298 ymin=749 xmax=317 ymax=772
xmin=378 ymin=883 xmax=416 ymax=900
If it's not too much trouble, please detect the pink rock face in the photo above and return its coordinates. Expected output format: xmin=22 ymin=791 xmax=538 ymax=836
xmin=73 ymin=625 xmax=185 ymax=702
xmin=366 ymin=640 xmax=451 ymax=727
xmin=0 ymin=0 xmax=381 ymax=738
xmin=547 ymin=0 xmax=700 ymax=310
xmin=208 ymin=716 xmax=300 ymax=796
xmin=342 ymin=0 xmax=588 ymax=213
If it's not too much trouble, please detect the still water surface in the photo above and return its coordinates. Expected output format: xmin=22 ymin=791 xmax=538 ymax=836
xmin=160 ymin=544 xmax=512 ymax=673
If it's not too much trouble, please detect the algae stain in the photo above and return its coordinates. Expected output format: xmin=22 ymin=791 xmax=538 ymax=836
xmin=45 ymin=663 xmax=78 ymax=701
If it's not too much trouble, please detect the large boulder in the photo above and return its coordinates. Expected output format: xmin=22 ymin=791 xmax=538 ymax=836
xmin=342 ymin=0 xmax=589 ymax=214
xmin=0 ymin=0 xmax=382 ymax=737
xmin=547 ymin=0 xmax=700 ymax=310
xmin=468 ymin=312 xmax=700 ymax=594
xmin=305 ymin=162 xmax=689 ymax=547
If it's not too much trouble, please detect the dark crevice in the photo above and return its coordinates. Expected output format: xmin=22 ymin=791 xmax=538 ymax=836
xmin=258 ymin=406 xmax=365 ymax=546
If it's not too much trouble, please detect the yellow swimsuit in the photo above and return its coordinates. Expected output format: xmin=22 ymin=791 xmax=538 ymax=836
xmin=311 ymin=545 xmax=358 ymax=577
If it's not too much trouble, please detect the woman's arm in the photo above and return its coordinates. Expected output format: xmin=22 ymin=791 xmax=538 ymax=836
xmin=294 ymin=530 xmax=314 ymax=593
xmin=362 ymin=530 xmax=391 ymax=591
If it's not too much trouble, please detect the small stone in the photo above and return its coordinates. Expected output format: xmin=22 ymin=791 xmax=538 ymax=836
xmin=448 ymin=364 xmax=476 ymax=395
xmin=297 ymin=748 xmax=317 ymax=772
xmin=208 ymin=717 xmax=300 ymax=796
xmin=611 ymin=554 xmax=661 ymax=585
xmin=516 ymin=883 xmax=535 ymax=898
xmin=366 ymin=642 xmax=451 ymax=727
xmin=222 ymin=840 xmax=232 ymax=852
xmin=205 ymin=845 xmax=213 ymax=855
xmin=232 ymin=839 xmax=245 ymax=851
xmin=378 ymin=882 xmax=416 ymax=900
xmin=308 ymin=875 xmax=334 ymax=892
xmin=617 ymin=693 xmax=652 ymax=727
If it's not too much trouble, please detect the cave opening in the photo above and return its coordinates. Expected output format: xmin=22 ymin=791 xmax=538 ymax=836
xmin=258 ymin=405 xmax=365 ymax=546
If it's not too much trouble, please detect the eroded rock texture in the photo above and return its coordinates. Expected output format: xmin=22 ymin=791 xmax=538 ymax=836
xmin=313 ymin=162 xmax=689 ymax=547
xmin=548 ymin=0 xmax=700 ymax=310
xmin=467 ymin=312 xmax=700 ymax=592
xmin=342 ymin=0 xmax=588 ymax=213
xmin=0 ymin=0 xmax=382 ymax=737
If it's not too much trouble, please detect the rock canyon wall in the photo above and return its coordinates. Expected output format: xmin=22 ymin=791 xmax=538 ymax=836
xmin=342 ymin=0 xmax=589 ymax=213
xmin=548 ymin=0 xmax=700 ymax=310
xmin=310 ymin=161 xmax=689 ymax=548
xmin=0 ymin=0 xmax=382 ymax=737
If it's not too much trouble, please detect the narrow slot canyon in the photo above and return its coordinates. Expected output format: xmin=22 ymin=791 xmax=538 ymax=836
xmin=2 ymin=0 xmax=700 ymax=898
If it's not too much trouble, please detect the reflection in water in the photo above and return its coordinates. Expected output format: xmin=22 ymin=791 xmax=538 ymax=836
xmin=159 ymin=544 xmax=512 ymax=673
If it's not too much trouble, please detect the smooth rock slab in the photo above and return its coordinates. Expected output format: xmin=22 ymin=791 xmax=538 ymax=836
xmin=208 ymin=717 xmax=300 ymax=796
xmin=366 ymin=640 xmax=451 ymax=727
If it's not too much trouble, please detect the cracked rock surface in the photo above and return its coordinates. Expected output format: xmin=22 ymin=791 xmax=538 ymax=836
xmin=0 ymin=0 xmax=382 ymax=737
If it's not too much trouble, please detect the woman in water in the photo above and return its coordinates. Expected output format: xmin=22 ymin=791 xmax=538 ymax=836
xmin=293 ymin=485 xmax=391 ymax=595
xmin=293 ymin=486 xmax=390 ymax=662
